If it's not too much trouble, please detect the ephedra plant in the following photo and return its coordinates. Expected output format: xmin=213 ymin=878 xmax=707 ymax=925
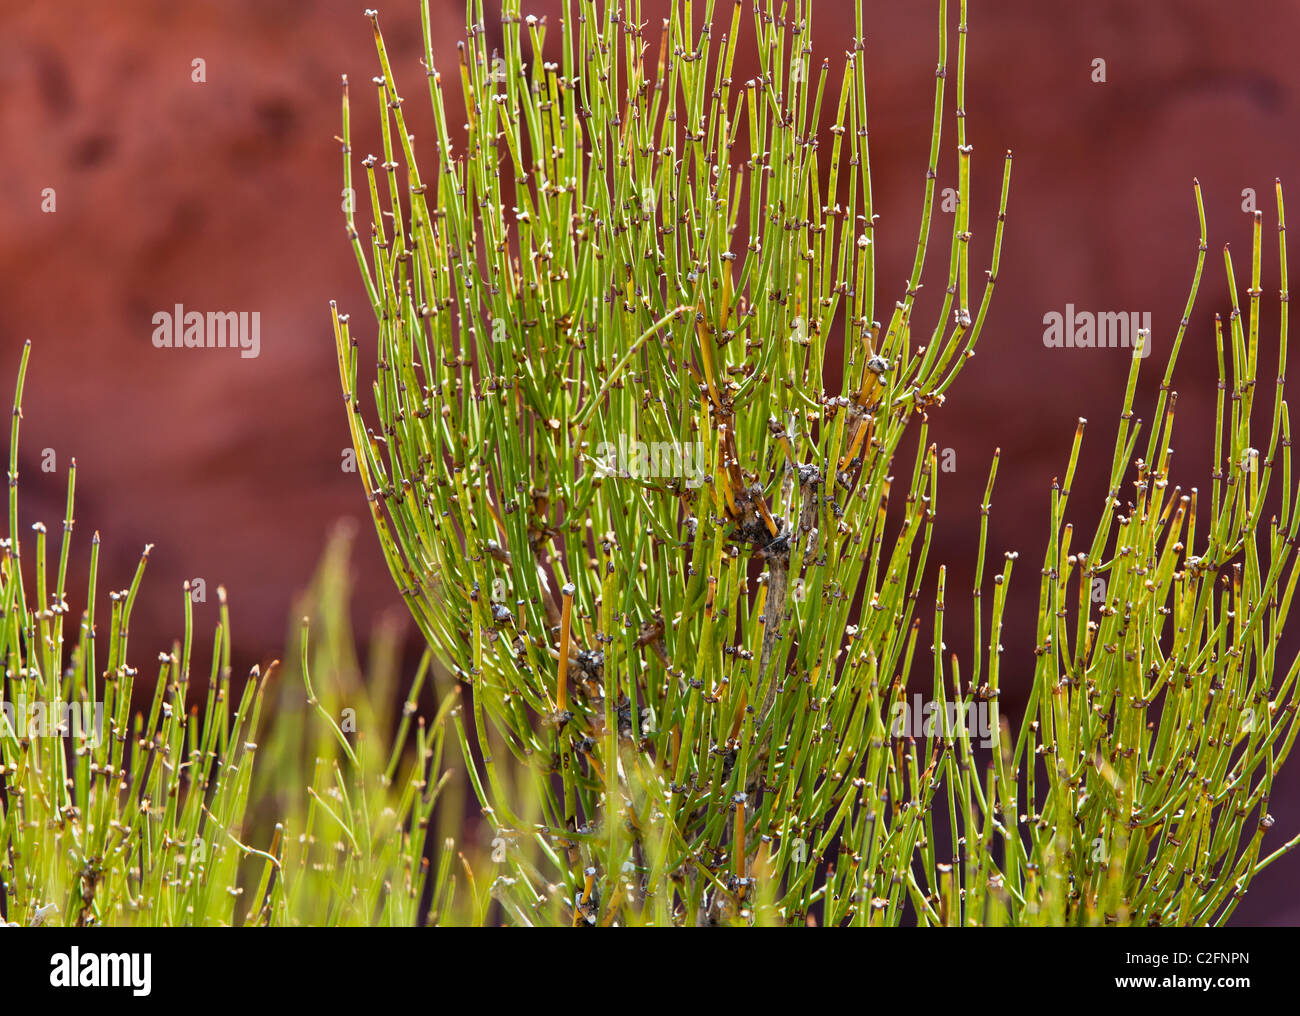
xmin=0 ymin=344 xmax=475 ymax=927
xmin=334 ymin=0 xmax=1300 ymax=925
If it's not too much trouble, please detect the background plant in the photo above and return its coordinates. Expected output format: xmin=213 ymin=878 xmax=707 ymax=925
xmin=965 ymin=183 xmax=1300 ymax=926
xmin=0 ymin=343 xmax=486 ymax=926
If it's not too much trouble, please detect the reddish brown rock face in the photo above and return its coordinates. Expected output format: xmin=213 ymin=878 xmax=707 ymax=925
xmin=3 ymin=1 xmax=1297 ymax=922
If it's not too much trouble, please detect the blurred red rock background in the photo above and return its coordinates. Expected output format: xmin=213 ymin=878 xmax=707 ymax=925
xmin=2 ymin=0 xmax=1298 ymax=922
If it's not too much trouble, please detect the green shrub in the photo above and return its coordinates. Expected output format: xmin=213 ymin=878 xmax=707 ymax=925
xmin=335 ymin=0 xmax=1300 ymax=926
xmin=0 ymin=343 xmax=479 ymax=925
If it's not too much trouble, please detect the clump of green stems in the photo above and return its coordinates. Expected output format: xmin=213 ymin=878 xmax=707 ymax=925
xmin=980 ymin=178 xmax=1300 ymax=927
xmin=336 ymin=0 xmax=1300 ymax=927
xmin=0 ymin=342 xmax=485 ymax=926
